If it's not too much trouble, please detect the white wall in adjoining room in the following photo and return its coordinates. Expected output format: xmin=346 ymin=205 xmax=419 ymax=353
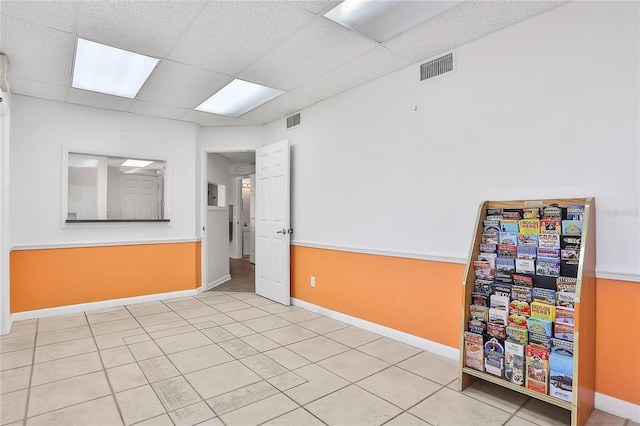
xmin=263 ymin=0 xmax=640 ymax=278
xmin=1 ymin=92 xmax=12 ymax=334
xmin=205 ymin=153 xmax=232 ymax=286
xmin=9 ymin=96 xmax=199 ymax=247
xmin=227 ymin=176 xmax=242 ymax=260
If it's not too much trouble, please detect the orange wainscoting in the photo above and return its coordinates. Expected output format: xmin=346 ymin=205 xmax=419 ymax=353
xmin=290 ymin=245 xmax=640 ymax=406
xmin=291 ymin=245 xmax=465 ymax=349
xmin=10 ymin=241 xmax=201 ymax=313
xmin=594 ymin=278 xmax=640 ymax=406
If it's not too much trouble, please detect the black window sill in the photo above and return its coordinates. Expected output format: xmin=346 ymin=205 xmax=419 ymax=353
xmin=66 ymin=219 xmax=170 ymax=223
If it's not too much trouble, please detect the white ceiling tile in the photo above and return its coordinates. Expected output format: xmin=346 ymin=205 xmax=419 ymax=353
xmin=137 ymin=60 xmax=231 ymax=109
xmin=67 ymin=88 xmax=134 ymax=112
xmin=168 ymin=1 xmax=316 ymax=75
xmin=180 ymin=111 xmax=234 ymax=127
xmin=128 ymin=101 xmax=189 ymax=121
xmin=384 ymin=1 xmax=567 ymax=63
xmin=238 ymin=18 xmax=378 ymax=91
xmin=9 ymin=77 xmax=68 ymax=102
xmin=289 ymin=1 xmax=341 ymax=15
xmin=3 ymin=0 xmax=570 ymax=127
xmin=295 ymin=46 xmax=412 ymax=100
xmin=0 ymin=1 xmax=77 ymax=32
xmin=240 ymin=91 xmax=319 ymax=124
xmin=76 ymin=1 xmax=204 ymax=57
xmin=0 ymin=17 xmax=74 ymax=86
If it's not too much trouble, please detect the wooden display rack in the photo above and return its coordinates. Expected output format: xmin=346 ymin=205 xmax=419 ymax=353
xmin=458 ymin=198 xmax=595 ymax=426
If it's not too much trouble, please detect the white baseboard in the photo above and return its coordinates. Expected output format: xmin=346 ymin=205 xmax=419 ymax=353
xmin=206 ymin=275 xmax=231 ymax=291
xmin=291 ymin=297 xmax=460 ymax=361
xmin=10 ymin=288 xmax=201 ymax=322
xmin=595 ymin=392 xmax=640 ymax=423
xmin=1 ymin=315 xmax=13 ymax=336
xmin=291 ymin=297 xmax=640 ymax=422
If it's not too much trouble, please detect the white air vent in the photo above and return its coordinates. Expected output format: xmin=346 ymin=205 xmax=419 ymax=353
xmin=420 ymin=52 xmax=453 ymax=81
xmin=286 ymin=113 xmax=301 ymax=129
xmin=0 ymin=54 xmax=10 ymax=92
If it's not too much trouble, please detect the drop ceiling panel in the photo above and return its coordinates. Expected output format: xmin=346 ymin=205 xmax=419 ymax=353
xmin=137 ymin=60 xmax=231 ymax=109
xmin=67 ymin=88 xmax=134 ymax=112
xmin=180 ymin=110 xmax=234 ymax=127
xmin=128 ymin=101 xmax=190 ymax=121
xmin=0 ymin=17 xmax=74 ymax=86
xmin=239 ymin=18 xmax=379 ymax=91
xmin=76 ymin=1 xmax=204 ymax=57
xmin=240 ymin=91 xmax=319 ymax=124
xmin=0 ymin=1 xmax=77 ymax=33
xmin=10 ymin=78 xmax=68 ymax=102
xmin=168 ymin=1 xmax=316 ymax=75
xmin=2 ymin=1 xmax=572 ymax=127
xmin=384 ymin=1 xmax=566 ymax=62
xmin=289 ymin=1 xmax=340 ymax=15
xmin=295 ymin=46 xmax=412 ymax=101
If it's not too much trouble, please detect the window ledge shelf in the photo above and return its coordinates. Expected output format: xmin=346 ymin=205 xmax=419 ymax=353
xmin=66 ymin=219 xmax=170 ymax=223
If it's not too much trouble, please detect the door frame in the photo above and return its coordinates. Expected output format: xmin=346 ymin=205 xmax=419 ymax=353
xmin=200 ymin=147 xmax=256 ymax=293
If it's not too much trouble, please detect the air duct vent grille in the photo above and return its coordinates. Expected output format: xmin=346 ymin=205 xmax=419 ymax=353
xmin=420 ymin=52 xmax=453 ymax=81
xmin=286 ymin=113 xmax=301 ymax=129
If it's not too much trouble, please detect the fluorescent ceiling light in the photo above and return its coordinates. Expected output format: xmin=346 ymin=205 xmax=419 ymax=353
xmin=121 ymin=159 xmax=153 ymax=168
xmin=324 ymin=0 xmax=462 ymax=43
xmin=196 ymin=79 xmax=284 ymax=117
xmin=72 ymin=38 xmax=159 ymax=98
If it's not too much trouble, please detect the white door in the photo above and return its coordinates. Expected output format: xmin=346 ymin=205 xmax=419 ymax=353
xmin=249 ymin=173 xmax=256 ymax=264
xmin=255 ymin=140 xmax=291 ymax=305
xmin=120 ymin=174 xmax=159 ymax=219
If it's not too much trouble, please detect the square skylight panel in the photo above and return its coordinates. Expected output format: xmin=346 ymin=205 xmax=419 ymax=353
xmin=195 ymin=79 xmax=284 ymax=118
xmin=72 ymin=38 xmax=159 ymax=98
xmin=324 ymin=0 xmax=462 ymax=43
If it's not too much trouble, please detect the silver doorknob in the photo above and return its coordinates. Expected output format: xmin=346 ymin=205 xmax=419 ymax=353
xmin=276 ymin=229 xmax=287 ymax=234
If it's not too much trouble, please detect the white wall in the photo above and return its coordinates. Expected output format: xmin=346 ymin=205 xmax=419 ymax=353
xmin=241 ymin=180 xmax=251 ymax=227
xmin=228 ymin=176 xmax=242 ymax=259
xmin=264 ymin=1 xmax=640 ymax=279
xmin=1 ymin=92 xmax=12 ymax=334
xmin=107 ymin=166 xmax=120 ymax=219
xmin=206 ymin=153 xmax=231 ymax=285
xmin=10 ymin=96 xmax=198 ymax=247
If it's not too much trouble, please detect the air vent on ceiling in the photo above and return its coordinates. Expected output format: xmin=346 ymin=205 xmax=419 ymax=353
xmin=420 ymin=52 xmax=454 ymax=81
xmin=286 ymin=112 xmax=301 ymax=129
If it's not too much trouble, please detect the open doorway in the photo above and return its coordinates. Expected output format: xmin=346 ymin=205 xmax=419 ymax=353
xmin=204 ymin=151 xmax=256 ymax=293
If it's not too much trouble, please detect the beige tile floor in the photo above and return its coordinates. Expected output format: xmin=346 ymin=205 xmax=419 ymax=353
xmin=0 ymin=291 xmax=634 ymax=426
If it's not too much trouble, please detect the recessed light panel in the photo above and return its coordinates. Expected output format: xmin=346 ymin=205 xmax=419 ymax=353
xmin=324 ymin=0 xmax=462 ymax=43
xmin=72 ymin=38 xmax=159 ymax=98
xmin=121 ymin=159 xmax=153 ymax=168
xmin=195 ymin=79 xmax=284 ymax=117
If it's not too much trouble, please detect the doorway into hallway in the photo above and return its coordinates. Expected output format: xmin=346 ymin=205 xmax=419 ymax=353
xmin=212 ymin=258 xmax=255 ymax=292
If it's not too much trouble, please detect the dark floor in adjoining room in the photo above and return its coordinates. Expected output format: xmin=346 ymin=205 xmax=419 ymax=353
xmin=212 ymin=258 xmax=255 ymax=293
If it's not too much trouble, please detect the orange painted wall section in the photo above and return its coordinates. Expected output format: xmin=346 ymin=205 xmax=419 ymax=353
xmin=10 ymin=241 xmax=201 ymax=313
xmin=594 ymin=279 xmax=640 ymax=405
xmin=291 ymin=245 xmax=640 ymax=406
xmin=291 ymin=245 xmax=465 ymax=349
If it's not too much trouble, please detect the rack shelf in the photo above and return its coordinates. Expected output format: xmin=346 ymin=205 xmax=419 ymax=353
xmin=458 ymin=198 xmax=596 ymax=426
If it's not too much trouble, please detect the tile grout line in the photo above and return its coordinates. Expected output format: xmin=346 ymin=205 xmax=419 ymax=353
xmin=136 ymin=297 xmax=230 ymax=424
xmin=90 ymin=309 xmax=132 ymax=426
xmin=126 ymin=299 xmax=180 ymax=423
xmin=20 ymin=317 xmax=39 ymax=425
xmin=21 ymin=314 xmax=124 ymax=424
